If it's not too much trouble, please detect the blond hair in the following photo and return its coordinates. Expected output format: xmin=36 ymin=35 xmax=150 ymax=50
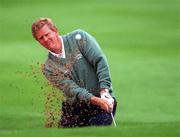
xmin=32 ymin=17 xmax=58 ymax=39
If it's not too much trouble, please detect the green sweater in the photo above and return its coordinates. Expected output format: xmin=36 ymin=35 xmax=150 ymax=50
xmin=43 ymin=29 xmax=113 ymax=104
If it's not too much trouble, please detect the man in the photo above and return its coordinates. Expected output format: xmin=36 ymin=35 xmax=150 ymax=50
xmin=32 ymin=17 xmax=117 ymax=128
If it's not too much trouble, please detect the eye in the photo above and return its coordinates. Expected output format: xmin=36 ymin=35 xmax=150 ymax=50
xmin=39 ymin=36 xmax=43 ymax=40
xmin=45 ymin=33 xmax=49 ymax=36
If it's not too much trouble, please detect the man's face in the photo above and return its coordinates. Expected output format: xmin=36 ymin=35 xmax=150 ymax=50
xmin=35 ymin=25 xmax=59 ymax=52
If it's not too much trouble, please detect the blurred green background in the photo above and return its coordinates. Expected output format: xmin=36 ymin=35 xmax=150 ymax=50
xmin=0 ymin=0 xmax=180 ymax=136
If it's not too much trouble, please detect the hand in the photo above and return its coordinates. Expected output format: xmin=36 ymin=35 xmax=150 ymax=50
xmin=100 ymin=89 xmax=114 ymax=112
xmin=90 ymin=96 xmax=113 ymax=113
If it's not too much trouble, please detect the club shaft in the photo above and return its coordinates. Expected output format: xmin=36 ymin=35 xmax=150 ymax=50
xmin=111 ymin=113 xmax=117 ymax=127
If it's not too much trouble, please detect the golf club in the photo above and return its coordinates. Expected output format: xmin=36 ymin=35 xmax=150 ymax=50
xmin=111 ymin=112 xmax=117 ymax=127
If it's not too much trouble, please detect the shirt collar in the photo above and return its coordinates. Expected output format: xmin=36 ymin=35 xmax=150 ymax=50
xmin=49 ymin=36 xmax=66 ymax=58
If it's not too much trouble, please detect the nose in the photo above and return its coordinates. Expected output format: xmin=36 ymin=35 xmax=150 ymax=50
xmin=43 ymin=36 xmax=48 ymax=41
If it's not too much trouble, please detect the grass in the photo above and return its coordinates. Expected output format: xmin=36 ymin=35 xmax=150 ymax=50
xmin=1 ymin=122 xmax=180 ymax=137
xmin=0 ymin=0 xmax=180 ymax=136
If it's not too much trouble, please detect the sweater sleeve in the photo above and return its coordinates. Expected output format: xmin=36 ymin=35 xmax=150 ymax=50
xmin=76 ymin=30 xmax=113 ymax=92
xmin=42 ymin=60 xmax=94 ymax=103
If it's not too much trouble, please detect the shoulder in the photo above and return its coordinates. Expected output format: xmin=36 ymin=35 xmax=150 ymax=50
xmin=71 ymin=29 xmax=87 ymax=35
xmin=44 ymin=58 xmax=52 ymax=70
xmin=44 ymin=55 xmax=58 ymax=71
xmin=65 ymin=29 xmax=90 ymax=41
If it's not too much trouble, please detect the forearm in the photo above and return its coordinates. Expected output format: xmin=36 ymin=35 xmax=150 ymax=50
xmin=42 ymin=63 xmax=93 ymax=103
xmin=60 ymin=79 xmax=94 ymax=103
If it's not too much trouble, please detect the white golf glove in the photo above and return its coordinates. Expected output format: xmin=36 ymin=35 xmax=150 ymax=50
xmin=101 ymin=89 xmax=114 ymax=110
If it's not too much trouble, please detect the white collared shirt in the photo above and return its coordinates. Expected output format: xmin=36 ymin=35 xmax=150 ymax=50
xmin=49 ymin=36 xmax=66 ymax=58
